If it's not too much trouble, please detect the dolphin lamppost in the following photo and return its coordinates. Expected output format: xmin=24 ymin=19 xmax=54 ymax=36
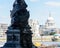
xmin=2 ymin=0 xmax=33 ymax=48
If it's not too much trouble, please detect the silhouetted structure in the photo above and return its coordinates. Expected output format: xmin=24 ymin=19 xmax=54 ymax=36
xmin=2 ymin=0 xmax=33 ymax=48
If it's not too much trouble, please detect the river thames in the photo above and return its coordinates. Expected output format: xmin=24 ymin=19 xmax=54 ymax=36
xmin=0 ymin=42 xmax=60 ymax=48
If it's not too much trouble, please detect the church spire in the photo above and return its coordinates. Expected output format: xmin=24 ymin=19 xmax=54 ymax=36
xmin=49 ymin=12 xmax=51 ymax=17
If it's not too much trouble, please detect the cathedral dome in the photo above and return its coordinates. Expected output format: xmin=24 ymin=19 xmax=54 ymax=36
xmin=47 ymin=16 xmax=54 ymax=21
xmin=45 ymin=15 xmax=56 ymax=29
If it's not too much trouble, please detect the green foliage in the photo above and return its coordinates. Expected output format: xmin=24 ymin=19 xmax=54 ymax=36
xmin=50 ymin=32 xmax=56 ymax=35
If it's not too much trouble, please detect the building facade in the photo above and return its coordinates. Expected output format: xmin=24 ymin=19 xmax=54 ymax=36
xmin=39 ymin=15 xmax=57 ymax=35
xmin=0 ymin=23 xmax=8 ymax=37
xmin=0 ymin=23 xmax=8 ymax=47
xmin=29 ymin=19 xmax=40 ymax=37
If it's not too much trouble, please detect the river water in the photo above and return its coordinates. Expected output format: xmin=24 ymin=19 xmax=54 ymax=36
xmin=41 ymin=42 xmax=60 ymax=48
xmin=41 ymin=42 xmax=60 ymax=45
xmin=0 ymin=42 xmax=60 ymax=47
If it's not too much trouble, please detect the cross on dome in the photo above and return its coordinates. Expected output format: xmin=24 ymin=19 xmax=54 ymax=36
xmin=47 ymin=12 xmax=54 ymax=21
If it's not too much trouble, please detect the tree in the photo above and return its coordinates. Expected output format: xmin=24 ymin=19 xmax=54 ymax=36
xmin=50 ymin=32 xmax=56 ymax=35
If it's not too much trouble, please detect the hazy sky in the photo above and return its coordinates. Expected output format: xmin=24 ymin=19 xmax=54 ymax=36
xmin=0 ymin=0 xmax=60 ymax=28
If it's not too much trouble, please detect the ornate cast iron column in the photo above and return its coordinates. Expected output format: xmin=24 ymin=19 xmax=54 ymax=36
xmin=2 ymin=0 xmax=33 ymax=48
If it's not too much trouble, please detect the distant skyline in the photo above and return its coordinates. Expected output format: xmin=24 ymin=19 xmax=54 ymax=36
xmin=0 ymin=0 xmax=60 ymax=28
